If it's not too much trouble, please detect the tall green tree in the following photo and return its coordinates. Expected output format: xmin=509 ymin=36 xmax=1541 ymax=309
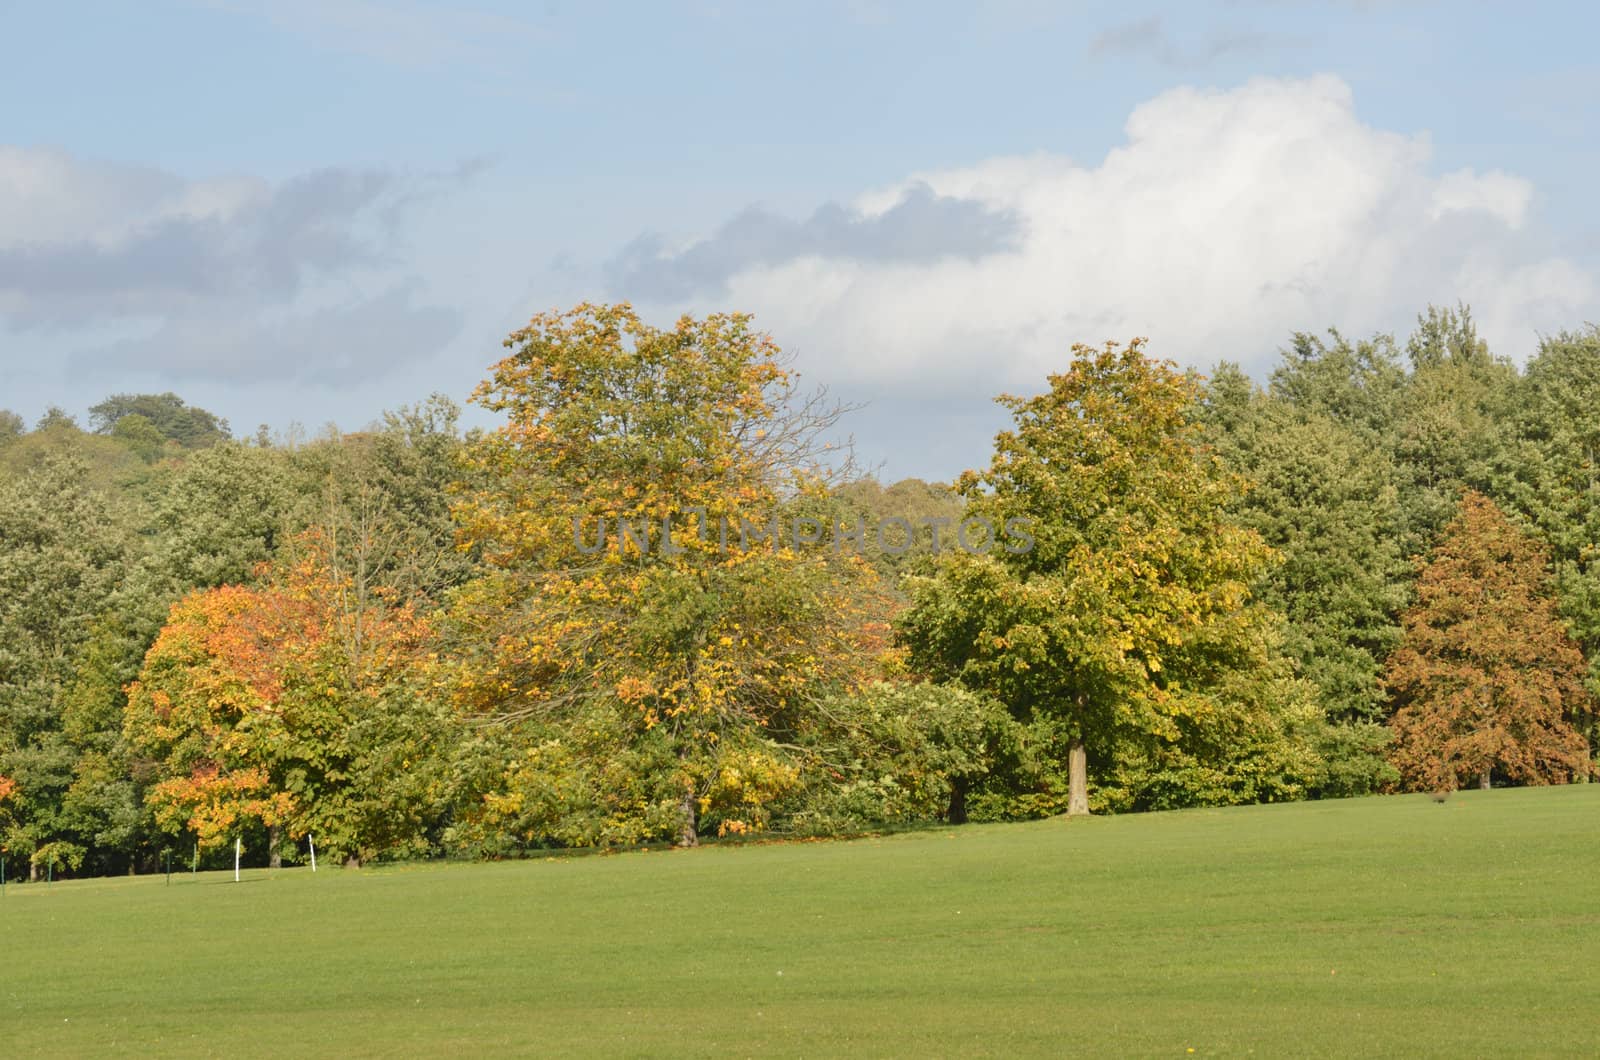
xmin=89 ymin=392 xmax=230 ymax=449
xmin=136 ymin=442 xmax=294 ymax=602
xmin=1390 ymin=306 xmax=1519 ymax=555
xmin=1268 ymin=329 xmax=1406 ymax=441
xmin=109 ymin=414 xmax=169 ymax=464
xmin=899 ymin=340 xmax=1275 ymax=815
xmin=287 ymin=395 xmax=477 ymax=607
xmin=1504 ymin=326 xmax=1600 ymax=702
xmin=0 ymin=454 xmax=129 ymax=877
xmin=1201 ymin=364 xmax=1410 ymax=725
xmin=55 ymin=614 xmax=155 ymax=875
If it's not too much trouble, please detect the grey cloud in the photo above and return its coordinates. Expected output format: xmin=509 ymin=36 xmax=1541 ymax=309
xmin=1089 ymin=16 xmax=1296 ymax=68
xmin=0 ymin=148 xmax=480 ymax=393
xmin=0 ymin=166 xmax=394 ymax=328
xmin=605 ymin=182 xmax=1020 ymax=300
xmin=67 ymin=285 xmax=464 ymax=385
xmin=1225 ymin=0 xmax=1429 ymax=9
xmin=1199 ymin=29 xmax=1286 ymax=63
xmin=1089 ymin=16 xmax=1166 ymax=57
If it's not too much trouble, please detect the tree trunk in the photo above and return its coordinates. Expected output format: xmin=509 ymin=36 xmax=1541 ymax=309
xmin=678 ymin=788 xmax=698 ymax=848
xmin=1068 ymin=738 xmax=1090 ymax=816
xmin=268 ymin=824 xmax=282 ymax=869
xmin=29 ymin=861 xmax=39 ymax=883
xmin=948 ymin=778 xmax=969 ymax=825
xmin=1478 ymin=769 xmax=1491 ymax=791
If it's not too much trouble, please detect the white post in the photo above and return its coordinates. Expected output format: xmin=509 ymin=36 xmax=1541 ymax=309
xmin=309 ymin=835 xmax=317 ymax=873
xmin=234 ymin=836 xmax=241 ymax=882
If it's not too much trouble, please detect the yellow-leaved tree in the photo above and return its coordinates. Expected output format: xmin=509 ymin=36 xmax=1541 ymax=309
xmin=899 ymin=340 xmax=1297 ymax=815
xmin=450 ymin=303 xmax=893 ymax=847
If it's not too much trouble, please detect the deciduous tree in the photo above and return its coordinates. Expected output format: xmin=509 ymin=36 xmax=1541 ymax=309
xmin=1504 ymin=326 xmax=1600 ymax=705
xmin=900 ymin=340 xmax=1275 ymax=815
xmin=451 ymin=303 xmax=892 ymax=847
xmin=1386 ymin=491 xmax=1593 ymax=790
xmin=124 ymin=532 xmax=445 ymax=865
xmin=1200 ymin=365 xmax=1409 ymax=727
xmin=89 ymin=392 xmax=230 ymax=449
xmin=0 ymin=454 xmax=128 ymax=876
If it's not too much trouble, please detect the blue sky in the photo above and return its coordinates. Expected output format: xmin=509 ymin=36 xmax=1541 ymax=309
xmin=3 ymin=0 xmax=1598 ymax=478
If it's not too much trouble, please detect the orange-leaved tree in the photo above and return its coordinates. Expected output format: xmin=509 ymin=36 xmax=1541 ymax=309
xmin=123 ymin=582 xmax=303 ymax=855
xmin=1386 ymin=490 xmax=1594 ymax=790
xmin=0 ymin=774 xmax=18 ymax=879
xmin=450 ymin=303 xmax=894 ymax=847
xmin=124 ymin=529 xmax=444 ymax=865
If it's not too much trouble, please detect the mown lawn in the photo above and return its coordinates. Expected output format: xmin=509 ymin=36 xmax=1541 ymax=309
xmin=4 ymin=786 xmax=1598 ymax=1056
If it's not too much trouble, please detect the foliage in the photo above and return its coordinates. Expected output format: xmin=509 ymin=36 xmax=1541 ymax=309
xmin=899 ymin=339 xmax=1279 ymax=813
xmin=1199 ymin=364 xmax=1410 ymax=725
xmin=0 ymin=409 xmax=169 ymax=501
xmin=124 ymin=531 xmax=445 ymax=862
xmin=7 ymin=302 xmax=1600 ymax=876
xmin=286 ymin=394 xmax=477 ymax=606
xmin=1095 ymin=610 xmax=1329 ymax=811
xmin=1390 ymin=308 xmax=1519 ymax=555
xmin=1305 ymin=718 xmax=1398 ymax=797
xmin=1504 ymin=326 xmax=1600 ymax=701
xmin=136 ymin=441 xmax=295 ymax=599
xmin=812 ymin=477 xmax=967 ymax=582
xmin=787 ymin=681 xmax=1017 ymax=832
xmin=0 ymin=453 xmax=129 ymax=871
xmin=89 ymin=392 xmax=231 ymax=449
xmin=109 ymin=413 xmax=171 ymax=464
xmin=1386 ymin=491 xmax=1594 ymax=790
xmin=1267 ymin=328 xmax=1406 ymax=441
xmin=450 ymin=303 xmax=893 ymax=847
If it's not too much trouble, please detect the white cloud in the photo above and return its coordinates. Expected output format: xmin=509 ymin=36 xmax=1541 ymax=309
xmin=626 ymin=75 xmax=1595 ymax=392
xmin=1429 ymin=169 xmax=1531 ymax=227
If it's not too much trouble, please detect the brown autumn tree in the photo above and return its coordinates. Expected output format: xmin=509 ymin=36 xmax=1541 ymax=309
xmin=1386 ymin=490 xmax=1593 ymax=791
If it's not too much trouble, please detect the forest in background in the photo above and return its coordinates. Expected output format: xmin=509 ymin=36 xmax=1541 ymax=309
xmin=1 ymin=302 xmax=1595 ymax=879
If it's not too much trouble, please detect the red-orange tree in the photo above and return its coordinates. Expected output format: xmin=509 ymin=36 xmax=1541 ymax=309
xmin=0 ymin=774 xmax=16 ymax=830
xmin=123 ymin=582 xmax=302 ymax=854
xmin=1386 ymin=491 xmax=1593 ymax=790
xmin=124 ymin=531 xmax=443 ymax=864
xmin=0 ymin=774 xmax=15 ymax=878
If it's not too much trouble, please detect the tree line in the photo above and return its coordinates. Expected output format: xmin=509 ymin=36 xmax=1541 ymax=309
xmin=1 ymin=303 xmax=1594 ymax=878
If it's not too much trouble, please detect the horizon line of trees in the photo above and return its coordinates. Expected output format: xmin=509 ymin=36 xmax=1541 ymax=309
xmin=1 ymin=302 xmax=1595 ymax=880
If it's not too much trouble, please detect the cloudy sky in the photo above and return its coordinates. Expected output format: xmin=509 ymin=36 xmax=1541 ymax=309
xmin=3 ymin=1 xmax=1598 ymax=478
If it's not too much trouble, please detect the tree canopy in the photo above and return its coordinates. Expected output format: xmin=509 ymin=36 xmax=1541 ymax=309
xmin=899 ymin=340 xmax=1280 ymax=815
xmin=1386 ymin=491 xmax=1593 ymax=790
xmin=3 ymin=303 xmax=1599 ymax=878
xmin=89 ymin=393 xmax=230 ymax=450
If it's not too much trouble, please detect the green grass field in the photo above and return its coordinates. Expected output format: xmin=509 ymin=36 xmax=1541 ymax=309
xmin=4 ymin=787 xmax=1598 ymax=1056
